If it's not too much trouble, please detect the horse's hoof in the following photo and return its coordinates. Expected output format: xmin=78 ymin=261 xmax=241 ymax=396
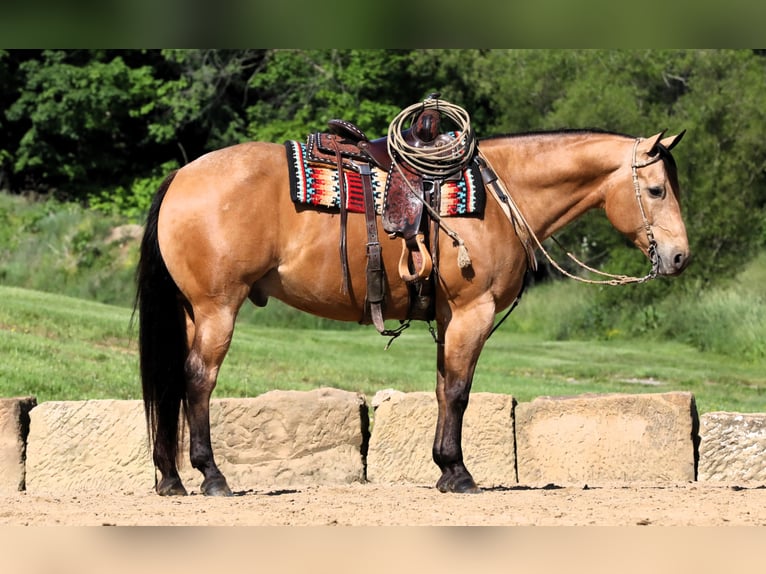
xmin=157 ymin=476 xmax=188 ymax=496
xmin=201 ymin=476 xmax=233 ymax=497
xmin=436 ymin=473 xmax=481 ymax=494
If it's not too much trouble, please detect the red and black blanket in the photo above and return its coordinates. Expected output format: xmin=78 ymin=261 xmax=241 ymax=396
xmin=285 ymin=140 xmax=485 ymax=217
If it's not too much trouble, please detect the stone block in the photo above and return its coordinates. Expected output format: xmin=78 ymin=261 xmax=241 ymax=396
xmin=179 ymin=388 xmax=369 ymax=490
xmin=0 ymin=397 xmax=37 ymax=493
xmin=26 ymin=399 xmax=151 ymax=493
xmin=698 ymin=412 xmax=766 ymax=482
xmin=366 ymin=390 xmax=516 ymax=488
xmin=515 ymin=392 xmax=698 ymax=485
xmin=25 ymin=388 xmax=368 ymax=494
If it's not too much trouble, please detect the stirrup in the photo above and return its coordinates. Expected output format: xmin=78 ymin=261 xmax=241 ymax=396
xmin=398 ymin=233 xmax=433 ymax=283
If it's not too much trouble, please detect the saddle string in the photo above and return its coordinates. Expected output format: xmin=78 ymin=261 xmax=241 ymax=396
xmin=480 ymin=138 xmax=660 ymax=286
xmin=389 ymin=160 xmax=472 ymax=269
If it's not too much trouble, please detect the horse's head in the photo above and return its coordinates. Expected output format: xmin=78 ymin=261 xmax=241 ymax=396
xmin=605 ymin=131 xmax=690 ymax=276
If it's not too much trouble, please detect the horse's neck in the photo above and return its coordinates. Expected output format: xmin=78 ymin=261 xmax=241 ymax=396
xmin=481 ymin=134 xmax=626 ymax=240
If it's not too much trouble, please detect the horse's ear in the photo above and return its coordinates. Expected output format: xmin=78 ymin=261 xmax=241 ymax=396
xmin=643 ymin=130 xmax=667 ymax=156
xmin=660 ymin=130 xmax=686 ymax=152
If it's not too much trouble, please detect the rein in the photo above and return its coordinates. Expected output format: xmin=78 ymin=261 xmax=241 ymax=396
xmin=484 ymin=137 xmax=662 ymax=287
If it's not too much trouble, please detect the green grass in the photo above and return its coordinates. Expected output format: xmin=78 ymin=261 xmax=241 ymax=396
xmin=1 ymin=285 xmax=764 ymax=414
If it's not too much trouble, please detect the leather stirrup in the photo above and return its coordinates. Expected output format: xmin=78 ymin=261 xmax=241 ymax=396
xmin=398 ymin=233 xmax=433 ymax=283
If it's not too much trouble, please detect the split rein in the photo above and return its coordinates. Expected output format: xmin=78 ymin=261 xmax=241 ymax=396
xmin=484 ymin=138 xmax=663 ymax=339
xmin=486 ymin=137 xmax=662 ymax=287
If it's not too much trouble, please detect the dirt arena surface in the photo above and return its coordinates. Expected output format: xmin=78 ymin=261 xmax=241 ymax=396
xmin=2 ymin=481 xmax=765 ymax=526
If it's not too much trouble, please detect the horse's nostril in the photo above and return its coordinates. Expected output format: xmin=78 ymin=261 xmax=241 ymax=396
xmin=674 ymin=252 xmax=687 ymax=270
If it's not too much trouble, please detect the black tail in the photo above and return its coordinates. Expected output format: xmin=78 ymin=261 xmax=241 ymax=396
xmin=135 ymin=171 xmax=188 ymax=471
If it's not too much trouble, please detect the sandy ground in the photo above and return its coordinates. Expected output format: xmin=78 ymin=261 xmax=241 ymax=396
xmin=4 ymin=483 xmax=765 ymax=574
xmin=2 ymin=481 xmax=765 ymax=526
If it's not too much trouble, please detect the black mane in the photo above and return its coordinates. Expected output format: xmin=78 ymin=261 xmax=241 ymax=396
xmin=481 ymin=128 xmax=678 ymax=168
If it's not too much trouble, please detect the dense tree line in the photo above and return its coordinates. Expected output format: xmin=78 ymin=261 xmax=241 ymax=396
xmin=1 ymin=49 xmax=765 ymax=318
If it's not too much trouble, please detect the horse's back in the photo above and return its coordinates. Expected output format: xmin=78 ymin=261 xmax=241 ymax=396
xmin=174 ymin=141 xmax=287 ymax=196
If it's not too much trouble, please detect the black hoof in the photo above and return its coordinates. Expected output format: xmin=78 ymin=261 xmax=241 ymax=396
xmin=157 ymin=476 xmax=188 ymax=496
xmin=436 ymin=472 xmax=481 ymax=494
xmin=201 ymin=476 xmax=233 ymax=497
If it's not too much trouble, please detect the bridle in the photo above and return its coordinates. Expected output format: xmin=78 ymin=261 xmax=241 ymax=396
xmin=629 ymin=137 xmax=662 ymax=282
xmin=483 ymin=137 xmax=664 ymax=287
xmin=484 ymin=137 xmax=666 ymax=338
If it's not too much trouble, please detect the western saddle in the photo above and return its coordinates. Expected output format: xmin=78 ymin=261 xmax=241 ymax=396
xmin=304 ymin=101 xmax=469 ymax=337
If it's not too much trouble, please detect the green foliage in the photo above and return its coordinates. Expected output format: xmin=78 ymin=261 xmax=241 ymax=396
xmin=148 ymin=50 xmax=264 ymax=152
xmin=2 ymin=49 xmax=766 ymax=344
xmin=245 ymin=50 xmax=409 ymax=142
xmin=88 ymin=160 xmax=178 ymax=221
xmin=6 ymin=50 xmax=160 ymax=194
xmin=672 ymin=50 xmax=766 ymax=282
xmin=506 ymin=250 xmax=766 ymax=364
xmin=654 ymin=253 xmax=766 ymax=360
xmin=0 ymin=192 xmax=138 ymax=305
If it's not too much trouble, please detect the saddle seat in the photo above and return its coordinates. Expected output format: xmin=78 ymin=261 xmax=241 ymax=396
xmin=326 ymin=111 xmax=452 ymax=173
xmin=326 ymin=119 xmax=393 ymax=172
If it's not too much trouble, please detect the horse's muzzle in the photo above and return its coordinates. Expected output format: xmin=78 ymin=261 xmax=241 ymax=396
xmin=658 ymin=248 xmax=690 ymax=276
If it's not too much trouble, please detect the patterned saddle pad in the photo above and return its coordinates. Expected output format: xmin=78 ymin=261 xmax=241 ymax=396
xmin=285 ymin=140 xmax=485 ymax=217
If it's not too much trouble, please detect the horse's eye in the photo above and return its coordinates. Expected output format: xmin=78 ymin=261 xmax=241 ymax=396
xmin=647 ymin=186 xmax=665 ymax=199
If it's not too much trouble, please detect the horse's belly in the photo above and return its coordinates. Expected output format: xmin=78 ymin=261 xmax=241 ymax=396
xmin=255 ymin=225 xmax=412 ymax=323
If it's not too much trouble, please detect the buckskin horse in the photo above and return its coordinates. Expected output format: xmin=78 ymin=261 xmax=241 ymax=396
xmin=136 ymin=116 xmax=689 ymax=496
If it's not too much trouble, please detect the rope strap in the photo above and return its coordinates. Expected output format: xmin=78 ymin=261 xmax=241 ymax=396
xmin=387 ymin=96 xmax=477 ymax=177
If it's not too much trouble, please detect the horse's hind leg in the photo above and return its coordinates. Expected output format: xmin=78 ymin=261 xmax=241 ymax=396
xmin=184 ymin=302 xmax=239 ymax=496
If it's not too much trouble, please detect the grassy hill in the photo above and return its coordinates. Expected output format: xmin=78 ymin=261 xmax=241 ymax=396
xmin=1 ymin=284 xmax=764 ymax=414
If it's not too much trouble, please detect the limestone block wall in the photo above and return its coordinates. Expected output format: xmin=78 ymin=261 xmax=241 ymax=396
xmin=366 ymin=390 xmax=516 ymax=487
xmin=26 ymin=399 xmax=149 ymax=493
xmin=182 ymin=388 xmax=369 ymax=490
xmin=24 ymin=388 xmax=367 ymax=494
xmin=698 ymin=412 xmax=766 ymax=481
xmin=1 ymin=389 xmax=764 ymax=494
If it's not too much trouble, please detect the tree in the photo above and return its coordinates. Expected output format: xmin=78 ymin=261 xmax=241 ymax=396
xmin=5 ymin=50 xmax=161 ymax=197
xmin=244 ymin=49 xmax=414 ymax=143
xmin=3 ymin=49 xmax=765 ymax=304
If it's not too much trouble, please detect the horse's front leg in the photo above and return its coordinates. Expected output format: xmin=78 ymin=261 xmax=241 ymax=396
xmin=432 ymin=300 xmax=495 ymax=493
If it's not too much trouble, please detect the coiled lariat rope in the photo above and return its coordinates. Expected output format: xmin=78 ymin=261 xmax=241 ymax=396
xmin=387 ymin=98 xmax=477 ymax=177
xmin=386 ymin=96 xmax=476 ymax=268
